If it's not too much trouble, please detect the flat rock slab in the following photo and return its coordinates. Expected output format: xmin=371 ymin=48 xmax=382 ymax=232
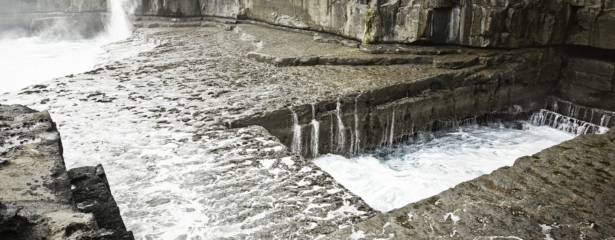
xmin=326 ymin=127 xmax=615 ymax=239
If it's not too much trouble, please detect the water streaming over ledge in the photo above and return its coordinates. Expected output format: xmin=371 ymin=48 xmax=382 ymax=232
xmin=311 ymin=97 xmax=614 ymax=213
xmin=290 ymin=108 xmax=302 ymax=155
xmin=530 ymin=109 xmax=609 ymax=135
xmin=310 ymin=105 xmax=320 ymax=158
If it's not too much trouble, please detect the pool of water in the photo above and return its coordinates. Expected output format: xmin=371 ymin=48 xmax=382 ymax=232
xmin=313 ymin=124 xmax=575 ymax=212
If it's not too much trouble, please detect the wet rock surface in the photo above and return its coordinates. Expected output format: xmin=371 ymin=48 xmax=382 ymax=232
xmin=2 ymin=25 xmax=387 ymax=239
xmin=326 ymin=127 xmax=615 ymax=239
xmin=2 ymin=21 xmax=615 ymax=239
xmin=0 ymin=104 xmax=133 ymax=239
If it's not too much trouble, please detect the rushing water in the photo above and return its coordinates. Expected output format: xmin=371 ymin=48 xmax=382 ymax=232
xmin=313 ymin=124 xmax=575 ymax=212
xmin=0 ymin=0 xmax=135 ymax=94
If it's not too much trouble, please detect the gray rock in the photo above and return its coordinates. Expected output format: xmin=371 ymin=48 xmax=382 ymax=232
xmin=326 ymin=127 xmax=615 ymax=239
xmin=0 ymin=104 xmax=133 ymax=239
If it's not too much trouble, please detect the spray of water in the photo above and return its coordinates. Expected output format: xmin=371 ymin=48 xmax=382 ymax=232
xmin=0 ymin=0 xmax=139 ymax=93
xmin=102 ymin=0 xmax=136 ymax=42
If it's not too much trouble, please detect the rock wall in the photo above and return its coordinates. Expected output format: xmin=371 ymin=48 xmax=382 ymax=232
xmin=558 ymin=55 xmax=615 ymax=112
xmin=138 ymin=0 xmax=615 ymax=50
xmin=233 ymin=48 xmax=562 ymax=157
xmin=0 ymin=104 xmax=133 ymax=239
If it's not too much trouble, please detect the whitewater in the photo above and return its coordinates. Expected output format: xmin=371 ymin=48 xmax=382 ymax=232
xmin=0 ymin=0 xmax=136 ymax=94
xmin=313 ymin=124 xmax=576 ymax=212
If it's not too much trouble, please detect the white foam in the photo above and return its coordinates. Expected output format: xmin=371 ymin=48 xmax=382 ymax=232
xmin=313 ymin=124 xmax=575 ymax=212
xmin=0 ymin=0 xmax=141 ymax=94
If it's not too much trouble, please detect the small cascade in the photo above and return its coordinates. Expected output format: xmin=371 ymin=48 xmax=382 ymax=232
xmin=530 ymin=109 xmax=608 ymax=135
xmin=353 ymin=98 xmax=361 ymax=155
xmin=381 ymin=114 xmax=388 ymax=147
xmin=601 ymin=115 xmax=612 ymax=128
xmin=389 ymin=111 xmax=395 ymax=146
xmin=290 ymin=108 xmax=302 ymax=154
xmin=310 ymin=105 xmax=320 ymax=158
xmin=335 ymin=99 xmax=346 ymax=153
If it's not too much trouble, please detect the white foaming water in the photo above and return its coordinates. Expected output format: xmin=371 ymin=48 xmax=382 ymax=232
xmin=335 ymin=99 xmax=345 ymax=153
xmin=313 ymin=124 xmax=575 ymax=212
xmin=310 ymin=105 xmax=320 ymax=157
xmin=0 ymin=0 xmax=137 ymax=94
xmin=290 ymin=108 xmax=302 ymax=154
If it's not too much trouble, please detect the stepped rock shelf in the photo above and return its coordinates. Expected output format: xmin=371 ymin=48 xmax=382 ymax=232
xmin=1 ymin=0 xmax=615 ymax=239
xmin=1 ymin=22 xmax=615 ymax=238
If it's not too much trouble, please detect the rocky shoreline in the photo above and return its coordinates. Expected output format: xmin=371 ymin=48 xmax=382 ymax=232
xmin=1 ymin=0 xmax=615 ymax=239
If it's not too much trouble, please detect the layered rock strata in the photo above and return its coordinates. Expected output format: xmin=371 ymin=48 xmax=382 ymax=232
xmin=0 ymin=104 xmax=133 ymax=239
xmin=137 ymin=0 xmax=615 ymax=50
xmin=231 ymin=23 xmax=563 ymax=157
xmin=2 ymin=21 xmax=615 ymax=239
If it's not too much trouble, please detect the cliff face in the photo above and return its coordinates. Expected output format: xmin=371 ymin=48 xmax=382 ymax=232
xmin=3 ymin=0 xmax=614 ymax=50
xmin=138 ymin=0 xmax=615 ymax=50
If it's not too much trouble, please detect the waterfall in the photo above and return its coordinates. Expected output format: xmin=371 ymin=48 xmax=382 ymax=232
xmin=290 ymin=109 xmax=302 ymax=154
xmin=353 ymin=98 xmax=360 ymax=155
xmin=530 ymin=109 xmax=608 ymax=135
xmin=330 ymin=114 xmax=334 ymax=151
xmin=600 ymin=115 xmax=612 ymax=127
xmin=381 ymin=114 xmax=387 ymax=146
xmin=335 ymin=99 xmax=345 ymax=153
xmin=389 ymin=111 xmax=395 ymax=145
xmin=103 ymin=0 xmax=135 ymax=41
xmin=310 ymin=105 xmax=319 ymax=158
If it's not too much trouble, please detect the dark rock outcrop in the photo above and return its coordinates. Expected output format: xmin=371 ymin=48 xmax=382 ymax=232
xmin=0 ymin=104 xmax=133 ymax=240
xmin=68 ymin=165 xmax=134 ymax=240
xmin=558 ymin=56 xmax=615 ymax=112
